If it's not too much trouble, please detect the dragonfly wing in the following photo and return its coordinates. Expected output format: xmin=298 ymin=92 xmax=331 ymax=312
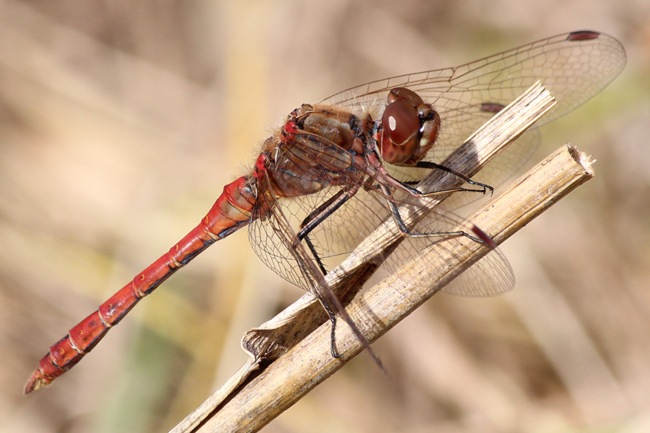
xmin=249 ymin=130 xmax=514 ymax=298
xmin=382 ymin=202 xmax=514 ymax=297
xmin=323 ymin=31 xmax=625 ymax=128
xmin=322 ymin=31 xmax=625 ymax=200
xmin=249 ymin=166 xmax=383 ymax=365
xmin=249 ymin=134 xmax=393 ymax=281
xmin=427 ymin=127 xmax=541 ymax=211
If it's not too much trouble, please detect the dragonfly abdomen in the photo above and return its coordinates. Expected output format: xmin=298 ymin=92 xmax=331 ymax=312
xmin=24 ymin=175 xmax=257 ymax=393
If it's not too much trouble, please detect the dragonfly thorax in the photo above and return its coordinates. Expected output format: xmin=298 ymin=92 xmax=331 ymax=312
xmin=292 ymin=103 xmax=366 ymax=154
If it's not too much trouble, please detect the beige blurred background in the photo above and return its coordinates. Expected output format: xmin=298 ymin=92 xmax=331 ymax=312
xmin=1 ymin=1 xmax=649 ymax=432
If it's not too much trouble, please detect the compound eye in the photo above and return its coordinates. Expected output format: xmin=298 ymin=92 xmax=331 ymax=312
xmin=382 ymin=100 xmax=419 ymax=145
xmin=387 ymin=87 xmax=424 ymax=106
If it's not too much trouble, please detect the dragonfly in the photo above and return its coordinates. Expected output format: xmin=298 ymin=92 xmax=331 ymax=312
xmin=24 ymin=30 xmax=626 ymax=394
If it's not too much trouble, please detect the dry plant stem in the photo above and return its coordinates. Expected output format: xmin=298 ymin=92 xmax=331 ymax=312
xmin=331 ymin=82 xmax=556 ymax=279
xmin=171 ymin=83 xmax=558 ymax=433
xmin=193 ymin=145 xmax=594 ymax=433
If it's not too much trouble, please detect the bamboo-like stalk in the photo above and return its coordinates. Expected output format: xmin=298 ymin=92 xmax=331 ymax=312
xmin=170 ymin=83 xmax=596 ymax=433
xmin=191 ymin=146 xmax=593 ymax=433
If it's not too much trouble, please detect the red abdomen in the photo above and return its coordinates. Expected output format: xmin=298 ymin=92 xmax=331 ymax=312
xmin=24 ymin=175 xmax=256 ymax=393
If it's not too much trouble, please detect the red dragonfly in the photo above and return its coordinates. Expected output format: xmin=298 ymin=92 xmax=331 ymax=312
xmin=25 ymin=30 xmax=626 ymax=393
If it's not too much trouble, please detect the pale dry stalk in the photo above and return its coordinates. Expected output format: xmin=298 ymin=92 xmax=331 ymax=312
xmin=172 ymin=83 xmax=594 ymax=433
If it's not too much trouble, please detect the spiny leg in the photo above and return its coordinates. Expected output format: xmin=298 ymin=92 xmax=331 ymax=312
xmin=399 ymin=161 xmax=494 ymax=196
xmin=297 ymin=184 xmax=361 ymax=275
xmin=296 ymin=183 xmax=361 ymax=356
xmin=288 ymin=246 xmax=341 ymax=358
xmin=381 ymin=183 xmax=494 ymax=246
xmin=303 ymin=235 xmax=326 ymax=275
xmin=320 ymin=300 xmax=341 ymax=358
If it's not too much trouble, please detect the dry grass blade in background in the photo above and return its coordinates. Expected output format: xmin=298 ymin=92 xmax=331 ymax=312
xmin=170 ymin=83 xmax=568 ymax=433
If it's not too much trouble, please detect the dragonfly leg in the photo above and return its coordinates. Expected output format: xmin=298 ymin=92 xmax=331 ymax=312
xmin=297 ymin=184 xmax=362 ymax=275
xmin=295 ymin=184 xmax=367 ymax=358
xmin=303 ymin=235 xmax=327 ymax=275
xmin=381 ymin=184 xmax=494 ymax=246
xmin=415 ymin=161 xmax=493 ymax=195
xmin=395 ymin=161 xmax=493 ymax=197
xmin=320 ymin=301 xmax=341 ymax=358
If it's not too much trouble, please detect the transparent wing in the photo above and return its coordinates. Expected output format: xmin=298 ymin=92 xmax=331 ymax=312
xmin=249 ymin=132 xmax=513 ymax=297
xmin=248 ymin=31 xmax=625 ymax=298
xmin=322 ymin=31 xmax=626 ymax=203
xmin=384 ymin=203 xmax=514 ymax=297
xmin=249 ymin=135 xmax=389 ymax=288
xmin=248 ymin=158 xmax=383 ymax=365
xmin=323 ymin=31 xmax=625 ymax=129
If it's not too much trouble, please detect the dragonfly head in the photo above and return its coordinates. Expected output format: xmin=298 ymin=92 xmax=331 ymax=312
xmin=379 ymin=87 xmax=440 ymax=166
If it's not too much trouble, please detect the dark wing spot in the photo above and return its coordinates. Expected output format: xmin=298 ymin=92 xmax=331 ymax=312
xmin=480 ymin=102 xmax=506 ymax=113
xmin=567 ymin=30 xmax=600 ymax=41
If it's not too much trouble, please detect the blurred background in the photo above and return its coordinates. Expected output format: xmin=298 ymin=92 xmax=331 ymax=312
xmin=1 ymin=1 xmax=649 ymax=432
